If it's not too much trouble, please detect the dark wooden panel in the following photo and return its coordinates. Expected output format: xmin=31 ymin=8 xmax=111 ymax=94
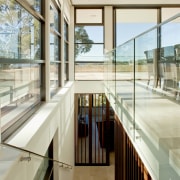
xmin=114 ymin=115 xmax=152 ymax=180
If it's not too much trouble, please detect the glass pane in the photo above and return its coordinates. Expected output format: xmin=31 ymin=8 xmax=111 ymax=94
xmin=160 ymin=17 xmax=180 ymax=99
xmin=75 ymin=62 xmax=104 ymax=80
xmin=116 ymin=9 xmax=157 ymax=46
xmin=135 ymin=30 xmax=157 ymax=88
xmin=76 ymin=9 xmax=102 ymax=24
xmin=0 ymin=63 xmax=41 ymax=131
xmin=116 ymin=41 xmax=134 ymax=136
xmin=50 ymin=63 xmax=59 ymax=96
xmin=64 ymin=42 xmax=68 ymax=61
xmin=26 ymin=0 xmax=41 ymax=13
xmin=50 ymin=34 xmax=60 ymax=61
xmin=75 ymin=44 xmax=104 ymax=62
xmin=75 ymin=26 xmax=103 ymax=44
xmin=50 ymin=4 xmax=59 ymax=32
xmin=0 ymin=0 xmax=41 ymax=60
xmin=64 ymin=63 xmax=68 ymax=83
xmin=134 ymin=30 xmax=159 ymax=179
xmin=104 ymin=50 xmax=116 ymax=104
xmin=0 ymin=144 xmax=57 ymax=180
xmin=133 ymin=21 xmax=180 ymax=179
xmin=64 ymin=20 xmax=68 ymax=41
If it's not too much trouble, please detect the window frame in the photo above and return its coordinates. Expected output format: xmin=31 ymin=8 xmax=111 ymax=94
xmin=0 ymin=0 xmax=44 ymax=141
xmin=50 ymin=0 xmax=62 ymax=96
xmin=74 ymin=8 xmax=104 ymax=81
xmin=64 ymin=18 xmax=69 ymax=83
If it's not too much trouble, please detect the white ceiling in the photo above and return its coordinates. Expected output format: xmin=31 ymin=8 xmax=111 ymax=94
xmin=70 ymin=0 xmax=180 ymax=5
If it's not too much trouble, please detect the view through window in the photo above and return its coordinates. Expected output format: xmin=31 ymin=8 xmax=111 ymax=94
xmin=75 ymin=8 xmax=104 ymax=80
xmin=0 ymin=0 xmax=43 ymax=140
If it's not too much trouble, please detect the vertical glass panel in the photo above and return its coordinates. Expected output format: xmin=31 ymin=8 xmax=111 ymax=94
xmin=64 ymin=42 xmax=68 ymax=61
xmin=0 ymin=0 xmax=41 ymax=60
xmin=116 ymin=9 xmax=157 ymax=46
xmin=134 ymin=29 xmax=159 ymax=179
xmin=21 ymin=18 xmax=41 ymax=60
xmin=76 ymin=9 xmax=102 ymax=24
xmin=135 ymin=30 xmax=158 ymax=88
xmin=134 ymin=16 xmax=180 ymax=180
xmin=75 ymin=44 xmax=104 ymax=62
xmin=0 ymin=144 xmax=58 ymax=180
xmin=50 ymin=4 xmax=59 ymax=32
xmin=104 ymin=50 xmax=116 ymax=109
xmin=50 ymin=63 xmax=59 ymax=96
xmin=64 ymin=63 xmax=68 ymax=83
xmin=50 ymin=34 xmax=59 ymax=61
xmin=160 ymin=17 xmax=180 ymax=99
xmin=64 ymin=21 xmax=68 ymax=41
xmin=115 ymin=40 xmax=134 ymax=137
xmin=64 ymin=19 xmax=68 ymax=84
xmin=0 ymin=63 xmax=41 ymax=131
xmin=49 ymin=3 xmax=60 ymax=92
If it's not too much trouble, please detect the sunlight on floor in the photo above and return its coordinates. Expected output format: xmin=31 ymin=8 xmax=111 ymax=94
xmin=73 ymin=152 xmax=114 ymax=180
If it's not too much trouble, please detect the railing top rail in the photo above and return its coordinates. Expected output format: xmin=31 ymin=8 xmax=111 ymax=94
xmin=1 ymin=143 xmax=72 ymax=169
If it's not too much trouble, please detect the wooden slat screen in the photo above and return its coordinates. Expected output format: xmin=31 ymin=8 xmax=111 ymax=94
xmin=75 ymin=94 xmax=113 ymax=166
xmin=114 ymin=115 xmax=152 ymax=180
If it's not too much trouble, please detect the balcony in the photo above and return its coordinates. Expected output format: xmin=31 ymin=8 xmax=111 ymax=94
xmin=104 ymin=13 xmax=180 ymax=180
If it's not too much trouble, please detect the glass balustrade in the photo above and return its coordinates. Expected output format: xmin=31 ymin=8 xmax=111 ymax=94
xmin=104 ymin=13 xmax=180 ymax=180
xmin=104 ymin=51 xmax=116 ymax=107
xmin=0 ymin=143 xmax=72 ymax=180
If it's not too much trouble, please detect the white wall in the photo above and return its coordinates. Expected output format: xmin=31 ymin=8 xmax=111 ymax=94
xmin=3 ymin=82 xmax=75 ymax=180
xmin=74 ymin=81 xmax=104 ymax=94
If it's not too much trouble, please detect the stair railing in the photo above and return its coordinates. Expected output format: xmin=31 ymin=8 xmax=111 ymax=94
xmin=1 ymin=142 xmax=73 ymax=170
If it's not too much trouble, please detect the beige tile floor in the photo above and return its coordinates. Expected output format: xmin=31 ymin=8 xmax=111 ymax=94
xmin=73 ymin=152 xmax=115 ymax=180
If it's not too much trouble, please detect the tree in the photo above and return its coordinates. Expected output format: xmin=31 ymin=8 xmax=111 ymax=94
xmin=0 ymin=0 xmax=40 ymax=59
xmin=75 ymin=26 xmax=94 ymax=58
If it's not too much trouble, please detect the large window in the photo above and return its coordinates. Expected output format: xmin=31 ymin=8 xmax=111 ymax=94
xmin=50 ymin=2 xmax=61 ymax=96
xmin=75 ymin=8 xmax=104 ymax=80
xmin=0 ymin=0 xmax=43 ymax=140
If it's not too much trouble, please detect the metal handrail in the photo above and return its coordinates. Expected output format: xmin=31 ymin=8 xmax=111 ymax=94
xmin=1 ymin=143 xmax=73 ymax=170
